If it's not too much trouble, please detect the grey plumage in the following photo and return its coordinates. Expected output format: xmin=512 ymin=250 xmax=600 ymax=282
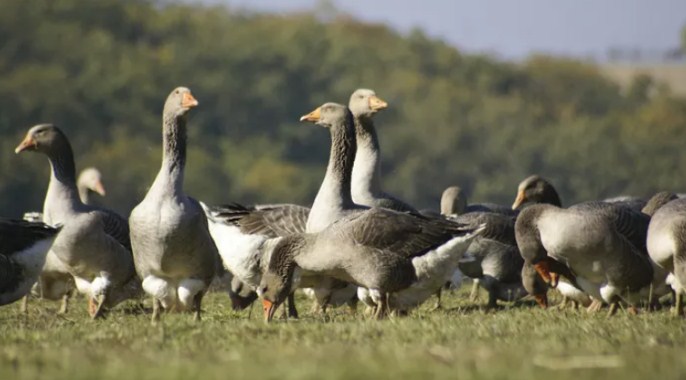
xmin=15 ymin=124 xmax=138 ymax=318
xmin=129 ymin=87 xmax=218 ymax=323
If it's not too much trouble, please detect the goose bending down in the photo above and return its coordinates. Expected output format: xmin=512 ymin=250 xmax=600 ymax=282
xmin=24 ymin=167 xmax=107 ymax=314
xmin=129 ymin=87 xmax=218 ymax=323
xmin=0 ymin=219 xmax=61 ymax=306
xmin=515 ymin=201 xmax=666 ymax=315
xmin=646 ymin=192 xmax=686 ymax=316
xmin=256 ymin=102 xmax=481 ymax=321
xmin=452 ymin=212 xmax=531 ymax=308
xmin=15 ymin=125 xmax=139 ymax=318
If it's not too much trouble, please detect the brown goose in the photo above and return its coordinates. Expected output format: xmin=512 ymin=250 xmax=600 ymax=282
xmin=129 ymin=87 xmax=218 ymax=323
xmin=15 ymin=125 xmax=139 ymax=318
xmin=257 ymin=103 xmax=482 ymax=320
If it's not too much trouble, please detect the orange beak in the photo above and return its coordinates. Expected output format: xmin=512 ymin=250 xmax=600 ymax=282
xmin=534 ymin=293 xmax=548 ymax=309
xmin=299 ymin=107 xmax=321 ymax=122
xmin=534 ymin=260 xmax=554 ymax=286
xmin=92 ymin=180 xmax=106 ymax=196
xmin=181 ymin=92 xmax=199 ymax=109
xmin=368 ymin=95 xmax=388 ymax=111
xmin=15 ymin=134 xmax=37 ymax=154
xmin=263 ymin=299 xmax=278 ymax=323
xmin=512 ymin=190 xmax=526 ymax=210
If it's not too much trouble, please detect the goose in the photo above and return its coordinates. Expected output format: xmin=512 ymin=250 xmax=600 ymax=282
xmin=442 ymin=186 xmax=516 ymax=217
xmin=23 ymin=167 xmax=107 ymax=314
xmin=129 ymin=87 xmax=218 ymax=323
xmin=0 ymin=219 xmax=61 ymax=306
xmin=515 ymin=200 xmax=666 ymax=315
xmin=204 ymin=89 xmax=409 ymax=314
xmin=256 ymin=102 xmax=482 ymax=320
xmin=15 ymin=124 xmax=139 ymax=319
xmin=646 ymin=192 xmax=686 ymax=316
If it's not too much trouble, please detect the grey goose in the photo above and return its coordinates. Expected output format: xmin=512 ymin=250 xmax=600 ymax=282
xmin=129 ymin=87 xmax=218 ymax=323
xmin=0 ymin=219 xmax=61 ymax=306
xmin=15 ymin=124 xmax=139 ymax=319
xmin=515 ymin=200 xmax=668 ymax=315
xmin=24 ymin=167 xmax=107 ymax=314
xmin=646 ymin=191 xmax=686 ymax=316
xmin=256 ymin=102 xmax=482 ymax=320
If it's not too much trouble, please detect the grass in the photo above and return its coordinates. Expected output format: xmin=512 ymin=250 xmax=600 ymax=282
xmin=1 ymin=288 xmax=684 ymax=380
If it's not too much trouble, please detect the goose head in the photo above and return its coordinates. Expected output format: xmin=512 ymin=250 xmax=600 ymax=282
xmin=440 ymin=186 xmax=467 ymax=216
xmin=77 ymin=167 xmax=106 ymax=197
xmin=348 ymin=88 xmax=388 ymax=118
xmin=521 ymin=262 xmax=549 ymax=308
xmin=299 ymin=102 xmax=352 ymax=129
xmin=259 ymin=270 xmax=295 ymax=323
xmin=512 ymin=175 xmax=561 ymax=210
xmin=15 ymin=124 xmax=71 ymax=157
xmin=163 ymin=86 xmax=198 ymax=119
xmin=641 ymin=191 xmax=677 ymax=217
xmin=228 ymin=277 xmax=258 ymax=311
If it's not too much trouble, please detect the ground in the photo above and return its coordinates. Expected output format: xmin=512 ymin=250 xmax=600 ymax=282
xmin=1 ymin=287 xmax=684 ymax=380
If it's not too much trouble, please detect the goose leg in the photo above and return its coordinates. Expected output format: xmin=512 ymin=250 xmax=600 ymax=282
xmin=374 ymin=293 xmax=388 ymax=320
xmin=151 ymin=298 xmax=162 ymax=325
xmin=606 ymin=301 xmax=618 ymax=317
xmin=58 ymin=293 xmax=70 ymax=314
xmin=485 ymin=290 xmax=498 ymax=311
xmin=675 ymin=292 xmax=684 ymax=317
xmin=20 ymin=295 xmax=29 ymax=314
xmin=91 ymin=294 xmax=107 ymax=320
xmin=193 ymin=292 xmax=202 ymax=322
xmin=469 ymin=280 xmax=480 ymax=302
xmin=556 ymin=296 xmax=568 ymax=310
xmin=432 ymin=288 xmax=442 ymax=311
xmin=587 ymin=299 xmax=602 ymax=313
xmin=287 ymin=292 xmax=299 ymax=319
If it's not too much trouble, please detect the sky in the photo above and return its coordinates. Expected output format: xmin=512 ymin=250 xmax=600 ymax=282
xmin=198 ymin=0 xmax=686 ymax=61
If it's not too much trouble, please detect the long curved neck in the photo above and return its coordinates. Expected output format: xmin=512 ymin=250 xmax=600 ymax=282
xmin=151 ymin=113 xmax=187 ymax=196
xmin=307 ymin=114 xmax=357 ymax=232
xmin=77 ymin=183 xmax=90 ymax=205
xmin=351 ymin=115 xmax=382 ymax=201
xmin=44 ymin=144 xmax=82 ymax=219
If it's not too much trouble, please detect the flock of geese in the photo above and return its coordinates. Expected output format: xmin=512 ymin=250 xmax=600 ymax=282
xmin=1 ymin=86 xmax=685 ymax=324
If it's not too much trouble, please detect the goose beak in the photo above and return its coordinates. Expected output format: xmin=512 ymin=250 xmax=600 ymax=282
xmin=93 ymin=180 xmax=107 ymax=196
xmin=263 ymin=299 xmax=278 ymax=323
xmin=15 ymin=134 xmax=36 ymax=154
xmin=299 ymin=107 xmax=321 ymax=122
xmin=534 ymin=293 xmax=548 ymax=309
xmin=181 ymin=92 xmax=199 ymax=109
xmin=533 ymin=260 xmax=553 ymax=286
xmin=369 ymin=95 xmax=388 ymax=111
xmin=512 ymin=190 xmax=526 ymax=210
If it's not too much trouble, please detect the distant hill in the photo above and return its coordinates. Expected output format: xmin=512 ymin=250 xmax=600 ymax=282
xmin=601 ymin=63 xmax=686 ymax=96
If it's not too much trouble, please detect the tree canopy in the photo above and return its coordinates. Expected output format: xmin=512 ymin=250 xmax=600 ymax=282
xmin=1 ymin=0 xmax=685 ymax=217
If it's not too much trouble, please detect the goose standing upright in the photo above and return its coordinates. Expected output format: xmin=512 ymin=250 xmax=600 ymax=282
xmin=15 ymin=125 xmax=139 ymax=318
xmin=24 ymin=167 xmax=107 ymax=314
xmin=0 ymin=219 xmax=61 ymax=306
xmin=129 ymin=87 xmax=218 ymax=323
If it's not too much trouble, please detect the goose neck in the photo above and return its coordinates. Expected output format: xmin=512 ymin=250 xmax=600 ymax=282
xmin=351 ymin=116 xmax=383 ymax=200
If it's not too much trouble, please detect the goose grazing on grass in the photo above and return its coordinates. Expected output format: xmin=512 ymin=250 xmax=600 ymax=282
xmin=15 ymin=125 xmax=139 ymax=319
xmin=646 ymin=191 xmax=686 ymax=316
xmin=23 ymin=167 xmax=107 ymax=314
xmin=129 ymin=87 xmax=218 ymax=324
xmin=257 ymin=103 xmax=483 ymax=320
xmin=0 ymin=219 xmax=61 ymax=306
xmin=515 ymin=200 xmax=664 ymax=316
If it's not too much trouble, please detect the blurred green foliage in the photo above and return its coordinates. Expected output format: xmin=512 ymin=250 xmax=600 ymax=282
xmin=1 ymin=0 xmax=686 ymax=217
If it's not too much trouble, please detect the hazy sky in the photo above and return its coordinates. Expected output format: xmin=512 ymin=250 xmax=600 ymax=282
xmin=200 ymin=0 xmax=686 ymax=60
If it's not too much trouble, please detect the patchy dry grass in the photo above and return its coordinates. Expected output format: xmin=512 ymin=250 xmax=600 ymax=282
xmin=1 ymin=288 xmax=684 ymax=380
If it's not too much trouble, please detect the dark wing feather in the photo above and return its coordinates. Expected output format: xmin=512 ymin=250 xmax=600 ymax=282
xmin=206 ymin=203 xmax=309 ymax=238
xmin=0 ymin=218 xmax=60 ymax=256
xmin=94 ymin=210 xmax=132 ymax=252
xmin=610 ymin=205 xmax=650 ymax=254
xmin=454 ymin=212 xmax=516 ymax=245
xmin=343 ymin=208 xmax=475 ymax=259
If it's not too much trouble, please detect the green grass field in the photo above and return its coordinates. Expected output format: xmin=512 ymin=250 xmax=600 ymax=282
xmin=1 ymin=288 xmax=684 ymax=380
